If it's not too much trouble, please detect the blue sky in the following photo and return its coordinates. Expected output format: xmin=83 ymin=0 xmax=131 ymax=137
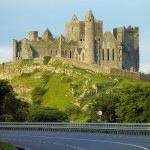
xmin=0 ymin=0 xmax=150 ymax=72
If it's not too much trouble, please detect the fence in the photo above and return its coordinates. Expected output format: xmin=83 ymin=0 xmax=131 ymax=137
xmin=0 ymin=122 xmax=150 ymax=135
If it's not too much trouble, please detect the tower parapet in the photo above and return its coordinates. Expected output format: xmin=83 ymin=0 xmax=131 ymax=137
xmin=28 ymin=31 xmax=38 ymax=41
xmin=71 ymin=15 xmax=78 ymax=22
xmin=94 ymin=20 xmax=103 ymax=39
xmin=65 ymin=15 xmax=80 ymax=41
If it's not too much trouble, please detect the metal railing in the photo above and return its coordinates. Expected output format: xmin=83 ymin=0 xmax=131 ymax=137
xmin=0 ymin=122 xmax=150 ymax=135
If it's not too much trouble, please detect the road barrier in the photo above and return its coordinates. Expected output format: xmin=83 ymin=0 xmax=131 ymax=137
xmin=0 ymin=122 xmax=150 ymax=135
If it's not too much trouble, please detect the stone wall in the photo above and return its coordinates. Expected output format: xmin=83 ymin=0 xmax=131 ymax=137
xmin=51 ymin=58 xmax=150 ymax=81
xmin=0 ymin=58 xmax=44 ymax=79
xmin=109 ymin=68 xmax=141 ymax=80
xmin=51 ymin=57 xmax=111 ymax=74
xmin=0 ymin=57 xmax=149 ymax=81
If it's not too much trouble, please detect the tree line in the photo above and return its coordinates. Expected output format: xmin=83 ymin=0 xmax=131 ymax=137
xmin=0 ymin=80 xmax=68 ymax=122
xmin=0 ymin=79 xmax=150 ymax=123
xmin=88 ymin=84 xmax=150 ymax=123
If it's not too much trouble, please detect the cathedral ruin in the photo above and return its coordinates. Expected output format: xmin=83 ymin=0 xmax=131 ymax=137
xmin=13 ymin=10 xmax=139 ymax=71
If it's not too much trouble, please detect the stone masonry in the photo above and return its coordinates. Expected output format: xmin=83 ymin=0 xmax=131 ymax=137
xmin=13 ymin=10 xmax=139 ymax=71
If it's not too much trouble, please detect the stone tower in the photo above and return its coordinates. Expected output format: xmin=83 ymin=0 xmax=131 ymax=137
xmin=13 ymin=39 xmax=18 ymax=61
xmin=113 ymin=26 xmax=139 ymax=71
xmin=85 ymin=10 xmax=95 ymax=64
xmin=28 ymin=31 xmax=38 ymax=41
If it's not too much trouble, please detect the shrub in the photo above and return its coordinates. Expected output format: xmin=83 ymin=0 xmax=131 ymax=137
xmin=27 ymin=105 xmax=69 ymax=122
xmin=31 ymin=86 xmax=46 ymax=104
xmin=61 ymin=76 xmax=72 ymax=83
xmin=43 ymin=56 xmax=51 ymax=65
xmin=20 ymin=73 xmax=32 ymax=77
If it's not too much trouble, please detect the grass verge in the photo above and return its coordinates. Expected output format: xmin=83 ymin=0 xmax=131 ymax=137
xmin=0 ymin=141 xmax=17 ymax=150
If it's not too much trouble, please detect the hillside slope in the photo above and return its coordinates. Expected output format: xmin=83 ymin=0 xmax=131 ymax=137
xmin=6 ymin=57 xmax=150 ymax=121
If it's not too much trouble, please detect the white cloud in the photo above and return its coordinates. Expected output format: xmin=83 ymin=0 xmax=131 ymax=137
xmin=139 ymin=63 xmax=150 ymax=73
xmin=140 ymin=42 xmax=150 ymax=72
xmin=0 ymin=47 xmax=12 ymax=64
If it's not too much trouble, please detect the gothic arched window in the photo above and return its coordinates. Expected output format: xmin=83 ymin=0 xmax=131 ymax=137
xmin=107 ymin=49 xmax=109 ymax=60
xmin=70 ymin=51 xmax=72 ymax=58
xmin=102 ymin=49 xmax=104 ymax=60
xmin=112 ymin=49 xmax=115 ymax=61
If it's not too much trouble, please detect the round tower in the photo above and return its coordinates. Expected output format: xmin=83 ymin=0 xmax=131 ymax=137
xmin=85 ymin=9 xmax=95 ymax=64
xmin=13 ymin=39 xmax=18 ymax=61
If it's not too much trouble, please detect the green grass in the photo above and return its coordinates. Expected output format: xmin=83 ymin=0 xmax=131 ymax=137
xmin=0 ymin=141 xmax=17 ymax=150
xmin=41 ymin=74 xmax=75 ymax=110
xmin=12 ymin=70 xmax=44 ymax=87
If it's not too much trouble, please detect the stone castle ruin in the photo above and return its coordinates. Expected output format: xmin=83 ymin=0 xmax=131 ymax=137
xmin=13 ymin=10 xmax=139 ymax=71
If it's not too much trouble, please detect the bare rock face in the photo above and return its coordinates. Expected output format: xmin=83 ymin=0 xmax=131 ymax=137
xmin=13 ymin=85 xmax=33 ymax=103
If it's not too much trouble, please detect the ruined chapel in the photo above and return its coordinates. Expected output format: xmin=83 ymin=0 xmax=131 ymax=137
xmin=13 ymin=10 xmax=139 ymax=71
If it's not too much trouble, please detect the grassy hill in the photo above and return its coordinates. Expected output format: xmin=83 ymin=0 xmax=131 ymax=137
xmin=9 ymin=58 xmax=150 ymax=122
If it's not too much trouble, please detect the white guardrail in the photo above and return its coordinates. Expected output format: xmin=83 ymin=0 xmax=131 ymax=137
xmin=0 ymin=122 xmax=150 ymax=135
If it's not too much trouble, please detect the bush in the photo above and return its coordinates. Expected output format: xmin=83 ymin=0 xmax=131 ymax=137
xmin=70 ymin=83 xmax=78 ymax=89
xmin=43 ymin=73 xmax=51 ymax=84
xmin=20 ymin=73 xmax=32 ymax=77
xmin=43 ymin=56 xmax=51 ymax=65
xmin=27 ymin=105 xmax=69 ymax=122
xmin=66 ymin=105 xmax=81 ymax=115
xmin=31 ymin=86 xmax=46 ymax=104
xmin=61 ymin=76 xmax=72 ymax=83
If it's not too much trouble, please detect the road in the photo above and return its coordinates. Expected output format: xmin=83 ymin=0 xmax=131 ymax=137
xmin=0 ymin=130 xmax=150 ymax=150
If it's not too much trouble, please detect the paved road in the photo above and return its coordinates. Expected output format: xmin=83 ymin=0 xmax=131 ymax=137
xmin=0 ymin=130 xmax=150 ymax=150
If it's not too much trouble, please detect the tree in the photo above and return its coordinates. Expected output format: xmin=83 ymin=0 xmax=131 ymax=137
xmin=27 ymin=105 xmax=69 ymax=122
xmin=31 ymin=86 xmax=46 ymax=104
xmin=0 ymin=80 xmax=13 ymax=106
xmin=89 ymin=92 xmax=119 ymax=122
xmin=15 ymin=101 xmax=29 ymax=122
xmin=115 ymin=84 xmax=150 ymax=123
xmin=0 ymin=80 xmax=29 ymax=122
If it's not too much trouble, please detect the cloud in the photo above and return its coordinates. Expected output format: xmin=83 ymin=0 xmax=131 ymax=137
xmin=0 ymin=47 xmax=12 ymax=64
xmin=139 ymin=42 xmax=150 ymax=73
xmin=140 ymin=41 xmax=150 ymax=63
xmin=139 ymin=63 xmax=150 ymax=73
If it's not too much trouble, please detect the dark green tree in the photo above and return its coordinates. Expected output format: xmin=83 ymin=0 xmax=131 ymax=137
xmin=27 ymin=105 xmax=68 ymax=122
xmin=31 ymin=86 xmax=46 ymax=104
xmin=89 ymin=92 xmax=119 ymax=122
xmin=115 ymin=84 xmax=150 ymax=123
xmin=0 ymin=80 xmax=29 ymax=122
xmin=0 ymin=80 xmax=13 ymax=105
